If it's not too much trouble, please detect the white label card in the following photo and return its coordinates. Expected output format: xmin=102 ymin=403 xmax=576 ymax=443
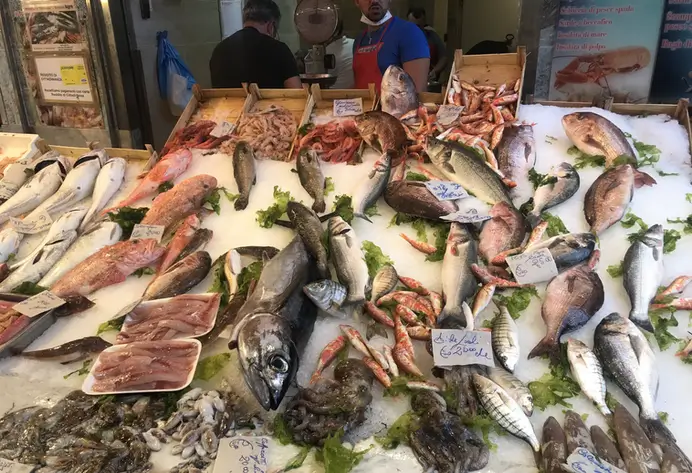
xmin=436 ymin=104 xmax=464 ymax=126
xmin=431 ymin=329 xmax=494 ymax=367
xmin=506 ymin=248 xmax=558 ymax=285
xmin=13 ymin=291 xmax=66 ymax=318
xmin=0 ymin=181 xmax=19 ymax=200
xmin=564 ymin=448 xmax=627 ymax=473
xmin=210 ymin=121 xmax=235 ymax=138
xmin=10 ymin=209 xmax=53 ymax=234
xmin=213 ymin=436 xmax=270 ymax=473
xmin=333 ymin=98 xmax=364 ymax=117
xmin=0 ymin=458 xmax=34 ymax=473
xmin=425 ymin=180 xmax=468 ymax=201
xmin=130 ymin=224 xmax=165 ymax=243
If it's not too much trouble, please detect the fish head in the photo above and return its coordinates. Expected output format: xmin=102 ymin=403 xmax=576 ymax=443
xmin=286 ymin=201 xmax=315 ymax=225
xmin=302 ymin=279 xmax=334 ymax=309
xmin=596 ymin=312 xmax=630 ymax=336
xmin=328 ymin=216 xmax=350 ymax=237
xmin=447 ymin=222 xmax=472 ymax=246
xmin=640 ymin=223 xmax=663 ymax=249
xmin=381 ymin=66 xmax=417 ymax=106
xmin=373 ymin=151 xmax=393 ymax=173
xmin=561 ymin=112 xmax=610 ymax=155
xmin=555 ymin=162 xmax=578 ymax=179
xmin=566 ymin=338 xmax=590 ymax=363
xmin=237 ymin=313 xmax=297 ymax=410
xmin=57 ymin=207 xmax=89 ymax=229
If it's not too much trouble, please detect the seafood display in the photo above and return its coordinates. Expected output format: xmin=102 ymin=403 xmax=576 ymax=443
xmin=230 ymin=105 xmax=297 ymax=161
xmin=162 ymin=121 xmax=232 ymax=155
xmin=296 ymin=120 xmax=363 ymax=164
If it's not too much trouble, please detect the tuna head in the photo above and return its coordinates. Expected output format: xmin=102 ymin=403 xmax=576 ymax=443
xmin=236 ymin=313 xmax=297 ymax=410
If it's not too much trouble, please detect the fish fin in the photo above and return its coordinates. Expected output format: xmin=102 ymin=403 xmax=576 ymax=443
xmin=319 ymin=211 xmax=337 ymax=222
xmin=527 ymin=335 xmax=559 ymax=362
xmin=345 ymin=293 xmax=365 ymax=305
xmin=442 ymin=162 xmax=455 ymax=174
xmin=640 ymin=415 xmax=676 ymax=445
xmin=634 ymin=169 xmax=657 ymax=188
xmin=234 ymin=196 xmax=249 ymax=211
xmin=629 ymin=313 xmax=654 ymax=334
xmin=273 ymin=219 xmax=294 ymax=229
xmin=354 ymin=213 xmax=373 ymax=223
xmin=312 ymin=200 xmax=326 ymax=214
xmin=629 ymin=332 xmax=652 ymax=366
xmin=43 ymin=189 xmax=79 ymax=214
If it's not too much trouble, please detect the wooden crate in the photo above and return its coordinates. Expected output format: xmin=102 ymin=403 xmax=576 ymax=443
xmin=242 ymin=84 xmax=310 ymax=123
xmin=299 ymin=84 xmax=377 ymax=126
xmin=419 ymin=92 xmax=445 ymax=105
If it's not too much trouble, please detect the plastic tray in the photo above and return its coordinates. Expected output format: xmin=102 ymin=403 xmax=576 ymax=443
xmin=0 ymin=132 xmax=41 ymax=166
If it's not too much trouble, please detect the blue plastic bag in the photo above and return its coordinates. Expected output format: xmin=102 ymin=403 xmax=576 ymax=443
xmin=157 ymin=31 xmax=196 ymax=115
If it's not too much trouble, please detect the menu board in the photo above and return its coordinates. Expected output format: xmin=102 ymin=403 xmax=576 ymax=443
xmin=649 ymin=1 xmax=692 ymax=103
xmin=548 ymin=0 xmax=666 ymax=103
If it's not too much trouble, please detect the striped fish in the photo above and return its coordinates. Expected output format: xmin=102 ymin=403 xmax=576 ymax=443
xmin=491 ymin=305 xmax=520 ymax=373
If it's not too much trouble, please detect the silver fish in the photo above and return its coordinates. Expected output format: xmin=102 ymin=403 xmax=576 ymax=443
xmin=492 ymin=305 xmax=520 ymax=373
xmin=79 ymin=157 xmax=127 ymax=231
xmin=303 ymin=279 xmax=347 ymax=317
xmin=233 ymin=141 xmax=256 ymax=211
xmin=380 ymin=65 xmax=418 ymax=118
xmin=527 ymin=162 xmax=580 ymax=227
xmin=439 ymin=222 xmax=477 ymax=327
xmin=542 ymin=417 xmax=567 ymax=473
xmin=623 ymin=224 xmax=663 ymax=332
xmin=22 ymin=336 xmax=111 ymax=363
xmin=370 ymin=263 xmax=398 ymax=303
xmin=39 ymin=222 xmax=122 ymax=287
xmin=523 ymin=232 xmax=596 ymax=272
xmin=485 ymin=366 xmax=533 ymax=417
xmin=496 ymin=124 xmax=536 ymax=184
xmin=563 ymin=409 xmax=595 ymax=453
xmin=286 ymin=201 xmax=329 ymax=279
xmin=472 ymin=373 xmax=540 ymax=453
xmin=353 ymin=152 xmax=391 ymax=222
xmin=0 ymin=161 xmax=67 ymax=224
xmin=566 ymin=338 xmax=610 ymax=416
xmin=0 ymin=228 xmax=23 ymax=264
xmin=0 ymin=152 xmax=57 ymax=204
xmin=594 ymin=313 xmax=675 ymax=445
xmin=328 ymin=216 xmax=369 ymax=305
xmin=296 ymin=148 xmax=325 ymax=214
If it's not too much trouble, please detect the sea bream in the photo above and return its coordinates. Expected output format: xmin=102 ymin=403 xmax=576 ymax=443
xmin=478 ymin=201 xmax=526 ymax=264
xmin=79 ymin=157 xmax=127 ymax=231
xmin=439 ymin=223 xmax=477 ymax=326
xmin=328 ymin=216 xmax=369 ymax=305
xmin=384 ymin=180 xmax=459 ymax=221
xmin=496 ymin=124 xmax=536 ymax=184
xmin=233 ymin=141 xmax=256 ymax=211
xmin=485 ymin=366 xmax=533 ymax=417
xmin=566 ymin=338 xmax=610 ymax=416
xmin=140 ymin=174 xmax=217 ymax=231
xmin=228 ymin=236 xmax=319 ymax=410
xmin=295 ymin=148 xmax=325 ymax=213
xmin=352 ymin=151 xmax=392 ymax=222
xmin=380 ymin=65 xmax=418 ymax=118
xmin=562 ymin=111 xmax=635 ymax=169
xmin=527 ymin=162 xmax=580 ymax=227
xmin=492 ymin=305 xmax=520 ymax=373
xmin=623 ymin=224 xmax=663 ymax=332
xmin=353 ymin=111 xmax=408 ymax=156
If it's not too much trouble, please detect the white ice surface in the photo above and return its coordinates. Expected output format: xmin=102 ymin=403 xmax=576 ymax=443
xmin=1 ymin=104 xmax=692 ymax=472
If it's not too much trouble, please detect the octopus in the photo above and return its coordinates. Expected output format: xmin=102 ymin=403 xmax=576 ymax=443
xmin=408 ymin=391 xmax=490 ymax=473
xmin=282 ymin=358 xmax=374 ymax=445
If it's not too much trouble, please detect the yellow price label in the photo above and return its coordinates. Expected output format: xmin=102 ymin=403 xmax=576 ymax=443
xmin=60 ymin=64 xmax=87 ymax=86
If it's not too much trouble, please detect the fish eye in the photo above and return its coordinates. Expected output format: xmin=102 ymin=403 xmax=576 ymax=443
xmin=268 ymin=355 xmax=289 ymax=374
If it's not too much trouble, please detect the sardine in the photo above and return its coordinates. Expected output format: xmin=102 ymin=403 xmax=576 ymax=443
xmin=527 ymin=162 xmax=580 ymax=226
xmin=384 ymin=180 xmax=459 ymax=221
xmin=542 ymin=417 xmax=567 ymax=473
xmin=0 ymin=228 xmax=23 ymax=264
xmin=22 ymin=336 xmax=111 ymax=363
xmin=485 ymin=365 xmax=533 ymax=417
xmin=613 ymin=403 xmax=661 ymax=473
xmin=353 ymin=111 xmax=408 ymax=155
xmin=492 ymin=305 xmax=520 ymax=373
xmin=140 ymin=174 xmax=217 ymax=231
xmin=479 ymin=201 xmax=526 ymax=264
xmin=590 ymin=426 xmax=625 ymax=470
xmin=328 ymin=217 xmax=369 ymax=305
xmin=562 ymin=111 xmax=635 ymax=169
xmin=523 ymin=232 xmax=596 ymax=272
xmin=79 ymin=157 xmax=126 ymax=231
xmin=566 ymin=338 xmax=610 ymax=416
xmin=233 ymin=141 xmax=256 ymax=211
xmin=370 ymin=264 xmax=398 ymax=302
xmin=296 ymin=148 xmax=325 ymax=213
xmin=303 ymin=279 xmax=347 ymax=317
xmin=496 ymin=124 xmax=536 ymax=184
xmin=623 ymin=224 xmax=663 ymax=332
xmin=439 ymin=223 xmax=477 ymax=326
xmin=143 ymin=251 xmax=212 ymax=300
xmin=0 ymin=161 xmax=67 ymax=224
xmin=286 ymin=201 xmax=329 ymax=279
xmin=564 ymin=409 xmax=595 ymax=453
xmin=594 ymin=313 xmax=675 ymax=445
xmin=353 ymin=152 xmax=391 ymax=222
xmin=380 ymin=65 xmax=418 ymax=118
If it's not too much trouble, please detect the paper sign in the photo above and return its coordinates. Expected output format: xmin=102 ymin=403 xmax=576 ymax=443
xmin=333 ymin=98 xmax=364 ymax=117
xmin=10 ymin=209 xmax=53 ymax=234
xmin=432 ymin=329 xmax=494 ymax=367
xmin=34 ymin=55 xmax=94 ymax=104
xmin=0 ymin=181 xmax=19 ymax=200
xmin=130 ymin=224 xmax=165 ymax=243
xmin=213 ymin=436 xmax=270 ymax=473
xmin=436 ymin=104 xmax=464 ymax=126
xmin=425 ymin=180 xmax=468 ymax=201
xmin=506 ymin=248 xmax=558 ymax=285
xmin=0 ymin=458 xmax=34 ymax=473
xmin=13 ymin=291 xmax=66 ymax=318
xmin=564 ymin=448 xmax=627 ymax=473
xmin=60 ymin=64 xmax=88 ymax=86
xmin=210 ymin=121 xmax=235 ymax=138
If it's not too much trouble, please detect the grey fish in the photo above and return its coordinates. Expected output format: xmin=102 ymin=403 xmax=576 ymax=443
xmin=286 ymin=201 xmax=329 ymax=279
xmin=229 ymin=236 xmax=319 ymax=410
xmin=523 ymin=232 xmax=596 ymax=272
xmin=595 ymin=313 xmax=675 ymax=445
xmin=199 ymin=291 xmax=246 ymax=345
xmin=22 ymin=336 xmax=111 ymax=363
xmin=529 ymin=251 xmax=604 ymax=361
xmin=143 ymin=251 xmax=212 ymax=300
xmin=590 ymin=426 xmax=626 ymax=470
xmin=370 ymin=264 xmax=398 ymax=303
xmin=527 ymin=162 xmax=580 ymax=227
xmin=353 ymin=111 xmax=408 ymax=155
xmin=232 ymin=141 xmax=256 ymax=211
xmin=384 ymin=180 xmax=459 ymax=221
xmin=303 ymin=279 xmax=347 ymax=317
xmin=542 ymin=417 xmax=567 ymax=473
xmin=426 ymin=136 xmax=512 ymax=205
xmin=439 ymin=223 xmax=477 ymax=327
xmin=296 ymin=148 xmax=325 ymax=214
xmin=496 ymin=124 xmax=536 ymax=184
xmin=485 ymin=366 xmax=533 ymax=417
xmin=564 ymin=409 xmax=595 ymax=453
xmin=235 ymin=246 xmax=280 ymax=259
xmin=492 ymin=305 xmax=520 ymax=373
xmin=176 ymin=228 xmax=213 ymax=262
xmin=623 ymin=224 xmax=663 ymax=332
xmin=0 ymin=160 xmax=67 ymax=225
xmin=380 ymin=65 xmax=418 ymax=118
xmin=613 ymin=403 xmax=661 ymax=473
xmin=328 ymin=216 xmax=369 ymax=305
xmin=562 ymin=111 xmax=635 ymax=169
xmin=353 ymin=152 xmax=391 ymax=222
xmin=567 ymin=338 xmax=610 ymax=416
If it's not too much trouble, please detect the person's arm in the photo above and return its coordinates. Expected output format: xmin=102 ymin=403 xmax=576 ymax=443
xmin=400 ymin=23 xmax=431 ymax=92
xmin=284 ymin=76 xmax=303 ymax=88
xmin=403 ymin=58 xmax=430 ymax=92
xmin=278 ymin=42 xmax=302 ymax=89
xmin=430 ymin=31 xmax=447 ymax=78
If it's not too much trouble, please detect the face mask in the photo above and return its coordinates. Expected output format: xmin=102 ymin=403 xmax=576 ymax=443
xmin=360 ymin=10 xmax=392 ymax=27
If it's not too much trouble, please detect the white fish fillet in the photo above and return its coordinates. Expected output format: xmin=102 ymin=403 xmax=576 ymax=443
xmin=80 ymin=158 xmax=127 ymax=232
xmin=0 ymin=162 xmax=65 ymax=224
xmin=0 ymin=228 xmax=23 ymax=263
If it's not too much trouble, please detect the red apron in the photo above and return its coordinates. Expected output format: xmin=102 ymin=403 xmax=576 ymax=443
xmin=353 ymin=19 xmax=393 ymax=91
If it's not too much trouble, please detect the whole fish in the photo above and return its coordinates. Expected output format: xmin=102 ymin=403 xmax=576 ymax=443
xmin=384 ymin=180 xmax=459 ymax=221
xmin=426 ymin=137 xmax=512 ymax=205
xmin=542 ymin=417 xmax=567 ymax=473
xmin=566 ymin=338 xmax=610 ymax=416
xmin=39 ymin=222 xmax=123 ymax=288
xmin=529 ymin=251 xmax=604 ymax=361
xmin=50 ymin=238 xmax=165 ymax=297
xmin=613 ymin=404 xmax=661 ymax=473
xmin=485 ymin=366 xmax=533 ymax=417
xmin=594 ymin=313 xmax=675 ymax=445
xmin=521 ymin=232 xmax=596 ymax=272
xmin=479 ymin=201 xmax=526 ymax=264
xmin=176 ymin=228 xmax=213 ymax=262
xmin=623 ymin=224 xmax=663 ymax=332
xmin=286 ymin=201 xmax=329 ymax=279
xmin=584 ymin=164 xmax=655 ymax=235
xmin=492 ymin=305 xmax=520 ymax=373
xmin=590 ymin=426 xmax=626 ymax=470
xmin=661 ymin=446 xmax=692 ymax=473
xmin=303 ymin=279 xmax=347 ymax=317
xmin=143 ymin=250 xmax=211 ymax=300
xmin=496 ymin=125 xmax=536 ymax=184
xmin=79 ymin=157 xmax=127 ymax=231
xmin=562 ymin=111 xmax=635 ymax=169
xmin=157 ymin=214 xmax=201 ymax=274
xmin=527 ymin=162 xmax=580 ymax=226
xmin=0 ymin=228 xmax=23 ymax=264
xmin=0 ymin=151 xmax=61 ymax=205
xmin=228 ymin=236 xmax=319 ymax=410
xmin=296 ymin=148 xmax=325 ymax=213
xmin=439 ymin=223 xmax=477 ymax=326
xmin=22 ymin=336 xmax=111 ymax=363
xmin=370 ymin=264 xmax=398 ymax=302
xmin=233 ymin=141 xmax=256 ymax=211
xmin=353 ymin=111 xmax=408 ymax=155
xmin=0 ymin=161 xmax=67 ymax=224
xmin=563 ymin=409 xmax=595 ymax=453
xmin=141 ymin=174 xmax=217 ymax=231
xmin=353 ymin=152 xmax=391 ymax=222
xmin=380 ymin=65 xmax=418 ymax=118
xmin=328 ymin=216 xmax=369 ymax=305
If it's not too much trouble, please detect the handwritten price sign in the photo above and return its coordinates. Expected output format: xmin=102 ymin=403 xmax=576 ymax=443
xmin=13 ymin=291 xmax=66 ymax=318
xmin=565 ymin=447 xmax=627 ymax=473
xmin=0 ymin=458 xmax=33 ymax=473
xmin=431 ymin=329 xmax=494 ymax=367
xmin=425 ymin=180 xmax=468 ymax=201
xmin=213 ymin=436 xmax=270 ymax=473
xmin=436 ymin=104 xmax=464 ymax=126
xmin=506 ymin=248 xmax=558 ymax=284
xmin=210 ymin=121 xmax=235 ymax=138
xmin=10 ymin=209 xmax=52 ymax=234
xmin=130 ymin=224 xmax=165 ymax=243
xmin=333 ymin=98 xmax=364 ymax=117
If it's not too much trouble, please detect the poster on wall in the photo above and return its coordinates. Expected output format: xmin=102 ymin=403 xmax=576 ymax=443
xmin=548 ymin=0 xmax=665 ymax=103
xmin=34 ymin=55 xmax=94 ymax=105
xmin=649 ymin=1 xmax=692 ymax=103
xmin=21 ymin=0 xmax=85 ymax=52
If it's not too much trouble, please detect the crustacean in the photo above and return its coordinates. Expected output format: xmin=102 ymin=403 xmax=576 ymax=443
xmin=554 ymin=46 xmax=651 ymax=89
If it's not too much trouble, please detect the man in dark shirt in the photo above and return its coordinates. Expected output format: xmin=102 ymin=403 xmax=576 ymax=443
xmin=209 ymin=0 xmax=301 ymax=89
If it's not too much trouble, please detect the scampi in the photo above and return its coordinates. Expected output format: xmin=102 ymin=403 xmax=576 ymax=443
xmin=296 ymin=147 xmax=325 ymax=213
xmin=80 ymin=157 xmax=127 ymax=231
xmin=233 ymin=141 xmax=257 ymax=211
xmin=328 ymin=216 xmax=369 ymax=305
xmin=623 ymin=224 xmax=663 ymax=332
xmin=352 ymin=151 xmax=392 ymax=222
xmin=527 ymin=162 xmax=580 ymax=226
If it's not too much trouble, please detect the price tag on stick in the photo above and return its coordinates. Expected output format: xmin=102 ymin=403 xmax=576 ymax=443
xmin=213 ymin=436 xmax=270 ymax=473
xmin=506 ymin=248 xmax=558 ymax=285
xmin=425 ymin=180 xmax=468 ymax=201
xmin=333 ymin=98 xmax=363 ymax=117
xmin=431 ymin=329 xmax=494 ymax=368
xmin=210 ymin=121 xmax=235 ymax=138
xmin=10 ymin=209 xmax=52 ymax=234
xmin=130 ymin=224 xmax=165 ymax=243
xmin=13 ymin=291 xmax=66 ymax=318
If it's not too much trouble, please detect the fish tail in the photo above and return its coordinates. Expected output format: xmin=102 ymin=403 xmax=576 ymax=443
xmin=528 ymin=335 xmax=559 ymax=361
xmin=640 ymin=415 xmax=676 ymax=445
xmin=312 ymin=199 xmax=326 ymax=214
xmin=234 ymin=195 xmax=249 ymax=211
xmin=634 ymin=169 xmax=657 ymax=188
xmin=525 ymin=211 xmax=541 ymax=228
xmin=629 ymin=311 xmax=654 ymax=332
xmin=345 ymin=292 xmax=365 ymax=306
xmin=354 ymin=213 xmax=373 ymax=223
xmin=437 ymin=305 xmax=471 ymax=329
xmin=316 ymin=261 xmax=330 ymax=280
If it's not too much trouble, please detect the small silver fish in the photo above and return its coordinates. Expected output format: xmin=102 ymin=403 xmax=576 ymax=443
xmin=623 ymin=224 xmax=663 ymax=332
xmin=80 ymin=157 xmax=127 ymax=231
xmin=485 ymin=366 xmax=533 ymax=417
xmin=492 ymin=305 xmax=520 ymax=373
xmin=0 ymin=228 xmax=23 ymax=264
xmin=353 ymin=152 xmax=391 ymax=222
xmin=566 ymin=338 xmax=610 ymax=416
xmin=370 ymin=264 xmax=397 ymax=302
xmin=303 ymin=279 xmax=347 ymax=317
xmin=328 ymin=217 xmax=369 ymax=305
xmin=527 ymin=162 xmax=580 ymax=227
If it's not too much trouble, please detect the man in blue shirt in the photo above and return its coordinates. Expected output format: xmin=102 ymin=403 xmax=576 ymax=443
xmin=352 ymin=0 xmax=430 ymax=93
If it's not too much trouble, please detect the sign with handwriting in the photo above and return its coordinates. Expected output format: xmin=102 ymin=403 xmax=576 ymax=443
xmin=564 ymin=447 xmax=627 ymax=473
xmin=10 ymin=209 xmax=52 ymax=234
xmin=431 ymin=329 xmax=494 ymax=367
xmin=130 ymin=224 xmax=165 ymax=243
xmin=0 ymin=181 xmax=19 ymax=200
xmin=506 ymin=248 xmax=558 ymax=284
xmin=213 ymin=436 xmax=270 ymax=473
xmin=0 ymin=458 xmax=34 ymax=473
xmin=425 ymin=180 xmax=468 ymax=201
xmin=333 ymin=98 xmax=364 ymax=117
xmin=210 ymin=121 xmax=235 ymax=138
xmin=14 ymin=291 xmax=66 ymax=318
xmin=436 ymin=104 xmax=464 ymax=126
